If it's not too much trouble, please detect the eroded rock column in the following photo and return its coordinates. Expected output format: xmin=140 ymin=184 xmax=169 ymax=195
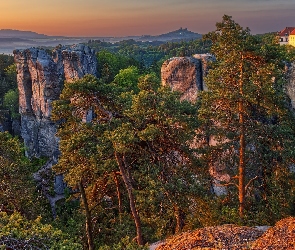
xmin=14 ymin=45 xmax=97 ymax=159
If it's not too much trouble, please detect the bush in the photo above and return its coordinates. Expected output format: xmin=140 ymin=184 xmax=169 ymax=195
xmin=0 ymin=212 xmax=82 ymax=249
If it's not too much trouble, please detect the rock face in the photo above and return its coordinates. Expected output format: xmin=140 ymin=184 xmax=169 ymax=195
xmin=14 ymin=45 xmax=97 ymax=217
xmin=161 ymin=54 xmax=228 ymax=194
xmin=286 ymin=62 xmax=295 ymax=109
xmin=14 ymin=44 xmax=97 ymax=159
xmin=155 ymin=224 xmax=265 ymax=250
xmin=161 ymin=54 xmax=214 ymax=102
xmin=193 ymin=54 xmax=215 ymax=91
xmin=59 ymin=44 xmax=97 ymax=83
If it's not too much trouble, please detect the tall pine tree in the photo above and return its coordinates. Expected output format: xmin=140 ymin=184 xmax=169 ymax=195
xmin=199 ymin=15 xmax=295 ymax=220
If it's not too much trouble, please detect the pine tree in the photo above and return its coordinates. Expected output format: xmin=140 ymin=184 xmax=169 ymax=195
xmin=52 ymin=73 xmax=200 ymax=245
xmin=199 ymin=15 xmax=295 ymax=220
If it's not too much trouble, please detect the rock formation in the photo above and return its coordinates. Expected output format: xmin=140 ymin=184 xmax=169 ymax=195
xmin=14 ymin=44 xmax=97 ymax=159
xmin=161 ymin=54 xmax=214 ymax=102
xmin=193 ymin=54 xmax=215 ymax=91
xmin=162 ymin=56 xmax=295 ymax=196
xmin=14 ymin=45 xmax=97 ymax=216
xmin=161 ymin=54 xmax=229 ymax=195
xmin=286 ymin=62 xmax=295 ymax=109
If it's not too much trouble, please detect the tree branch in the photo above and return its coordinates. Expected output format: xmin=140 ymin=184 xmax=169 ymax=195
xmin=245 ymin=176 xmax=259 ymax=192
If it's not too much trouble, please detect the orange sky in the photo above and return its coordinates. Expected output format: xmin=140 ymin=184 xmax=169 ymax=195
xmin=1 ymin=0 xmax=294 ymax=37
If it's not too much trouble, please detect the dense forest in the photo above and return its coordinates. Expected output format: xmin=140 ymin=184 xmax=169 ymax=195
xmin=1 ymin=16 xmax=295 ymax=249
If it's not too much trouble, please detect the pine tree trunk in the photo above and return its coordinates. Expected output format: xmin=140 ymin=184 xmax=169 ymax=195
xmin=79 ymin=181 xmax=94 ymax=250
xmin=238 ymin=112 xmax=245 ymax=218
xmin=174 ymin=205 xmax=185 ymax=234
xmin=114 ymin=152 xmax=144 ymax=245
xmin=113 ymin=171 xmax=123 ymax=220
xmin=238 ymin=57 xmax=246 ymax=219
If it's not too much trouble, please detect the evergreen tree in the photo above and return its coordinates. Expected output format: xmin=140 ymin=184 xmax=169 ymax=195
xmin=199 ymin=15 xmax=295 ymax=220
xmin=52 ymin=73 xmax=201 ymax=246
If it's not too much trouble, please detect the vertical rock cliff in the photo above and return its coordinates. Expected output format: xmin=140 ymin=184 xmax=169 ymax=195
xmin=14 ymin=45 xmax=97 ymax=216
xmin=14 ymin=45 xmax=97 ymax=159
xmin=286 ymin=62 xmax=295 ymax=109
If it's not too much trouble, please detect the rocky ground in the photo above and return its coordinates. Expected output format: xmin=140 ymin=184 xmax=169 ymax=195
xmin=151 ymin=217 xmax=295 ymax=250
xmin=251 ymin=217 xmax=295 ymax=249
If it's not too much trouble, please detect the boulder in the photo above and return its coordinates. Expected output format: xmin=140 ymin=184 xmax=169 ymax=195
xmin=251 ymin=217 xmax=295 ymax=249
xmin=161 ymin=54 xmax=214 ymax=103
xmin=161 ymin=57 xmax=201 ymax=103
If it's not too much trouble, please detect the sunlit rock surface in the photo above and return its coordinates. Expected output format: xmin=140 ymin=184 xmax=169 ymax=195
xmin=161 ymin=54 xmax=214 ymax=103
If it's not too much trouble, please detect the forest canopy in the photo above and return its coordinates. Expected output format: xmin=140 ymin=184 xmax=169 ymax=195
xmin=1 ymin=15 xmax=295 ymax=249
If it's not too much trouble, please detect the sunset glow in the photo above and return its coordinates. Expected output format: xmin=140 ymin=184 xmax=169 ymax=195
xmin=1 ymin=0 xmax=294 ymax=36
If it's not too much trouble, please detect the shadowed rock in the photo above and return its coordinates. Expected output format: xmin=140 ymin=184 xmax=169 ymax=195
xmin=286 ymin=62 xmax=295 ymax=109
xmin=14 ymin=45 xmax=97 ymax=159
xmin=193 ymin=53 xmax=215 ymax=91
xmin=14 ymin=45 xmax=97 ymax=217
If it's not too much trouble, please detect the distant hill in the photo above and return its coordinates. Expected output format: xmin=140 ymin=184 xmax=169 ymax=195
xmin=139 ymin=28 xmax=202 ymax=42
xmin=0 ymin=28 xmax=203 ymax=55
xmin=0 ymin=29 xmax=49 ymax=39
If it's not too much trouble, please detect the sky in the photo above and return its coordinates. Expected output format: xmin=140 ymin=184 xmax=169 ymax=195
xmin=0 ymin=0 xmax=294 ymax=37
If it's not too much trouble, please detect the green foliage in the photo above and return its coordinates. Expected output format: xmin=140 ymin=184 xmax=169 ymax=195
xmin=112 ymin=66 xmax=140 ymax=93
xmin=98 ymin=236 xmax=148 ymax=250
xmin=3 ymin=89 xmax=19 ymax=118
xmin=0 ymin=55 xmax=14 ymax=79
xmin=158 ymin=39 xmax=211 ymax=57
xmin=0 ymin=132 xmax=33 ymax=217
xmin=0 ymin=132 xmax=53 ymax=222
xmin=4 ymin=64 xmax=17 ymax=89
xmin=199 ymin=14 xmax=295 ymax=222
xmin=51 ymin=198 xmax=84 ymax=244
xmin=52 ymin=70 xmax=203 ymax=246
xmin=97 ymin=50 xmax=140 ymax=83
xmin=88 ymin=38 xmax=211 ymax=76
xmin=0 ymin=212 xmax=82 ymax=249
xmin=0 ymin=56 xmax=16 ymax=106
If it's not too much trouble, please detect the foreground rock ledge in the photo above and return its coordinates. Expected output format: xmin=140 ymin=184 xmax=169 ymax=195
xmin=155 ymin=217 xmax=295 ymax=250
xmin=155 ymin=224 xmax=264 ymax=250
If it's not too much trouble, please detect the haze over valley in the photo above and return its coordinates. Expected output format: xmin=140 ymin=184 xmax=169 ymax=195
xmin=0 ymin=28 xmax=202 ymax=54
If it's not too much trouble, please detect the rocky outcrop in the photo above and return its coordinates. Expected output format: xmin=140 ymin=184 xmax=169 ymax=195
xmin=193 ymin=54 xmax=215 ymax=91
xmin=62 ymin=44 xmax=97 ymax=82
xmin=14 ymin=44 xmax=97 ymax=217
xmin=14 ymin=48 xmax=60 ymax=159
xmin=286 ymin=62 xmax=295 ymax=109
xmin=161 ymin=54 xmax=214 ymax=103
xmin=14 ymin=44 xmax=97 ymax=159
xmin=161 ymin=57 xmax=201 ymax=103
xmin=161 ymin=54 xmax=228 ymax=194
xmin=251 ymin=217 xmax=295 ymax=249
xmin=155 ymin=224 xmax=266 ymax=250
